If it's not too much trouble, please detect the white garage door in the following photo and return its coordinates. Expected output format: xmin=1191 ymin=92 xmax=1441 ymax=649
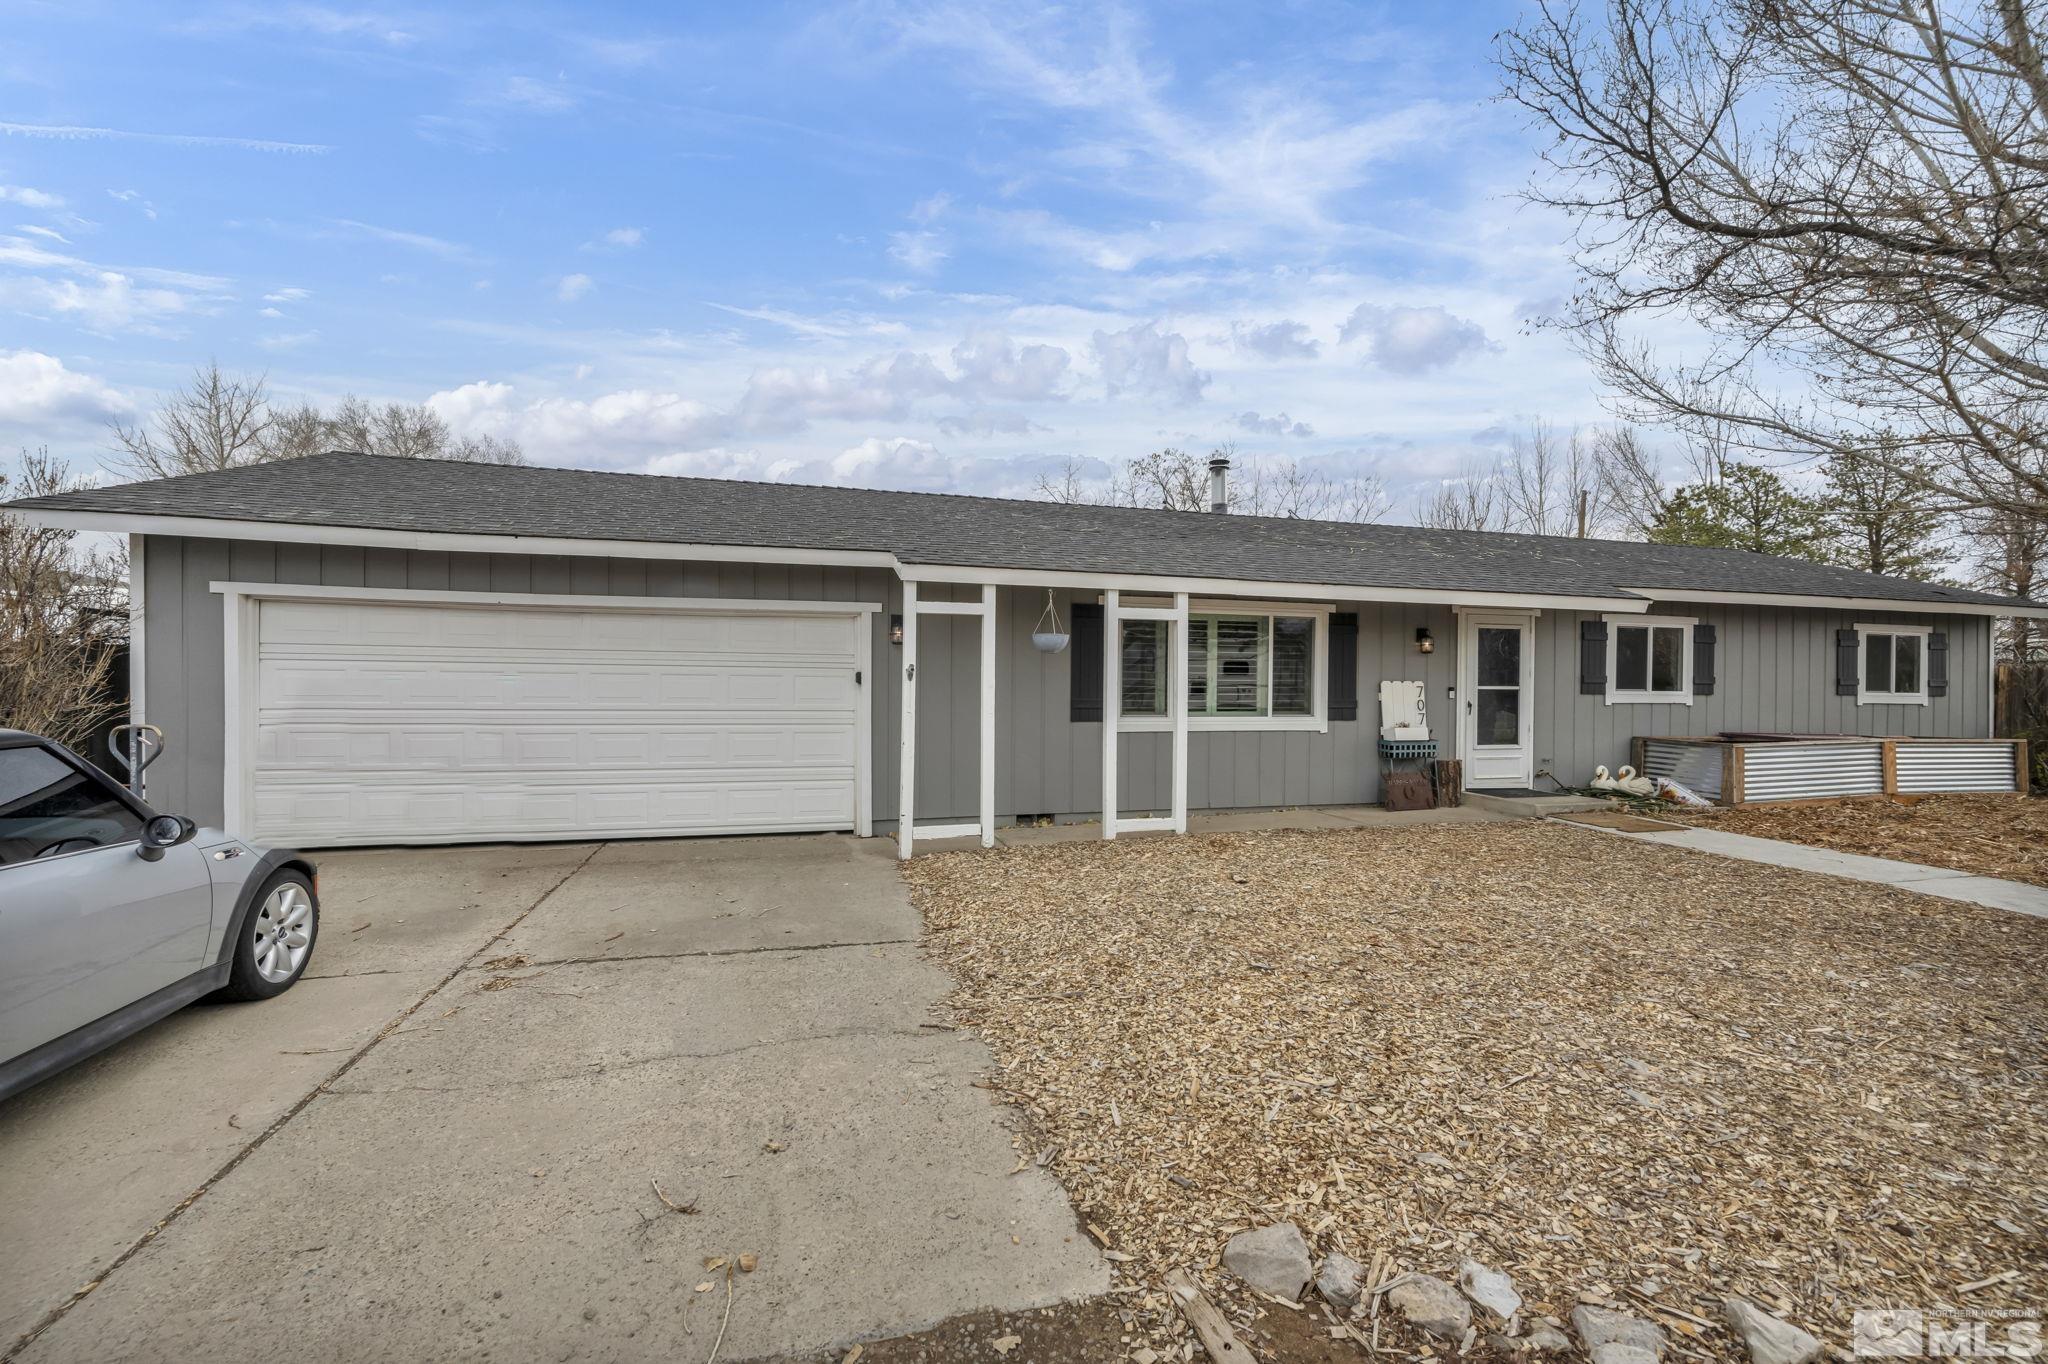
xmin=246 ymin=596 xmax=865 ymax=847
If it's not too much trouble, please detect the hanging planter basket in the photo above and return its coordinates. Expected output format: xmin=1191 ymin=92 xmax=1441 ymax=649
xmin=1031 ymin=589 xmax=1070 ymax=653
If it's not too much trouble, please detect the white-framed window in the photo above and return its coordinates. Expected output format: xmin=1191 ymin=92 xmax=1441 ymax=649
xmin=1118 ymin=601 xmax=1327 ymax=732
xmin=1603 ymin=613 xmax=1695 ymax=705
xmin=1856 ymin=623 xmax=1930 ymax=705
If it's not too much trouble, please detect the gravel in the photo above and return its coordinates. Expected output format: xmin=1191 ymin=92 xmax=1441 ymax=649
xmin=905 ymin=821 xmax=2047 ymax=1358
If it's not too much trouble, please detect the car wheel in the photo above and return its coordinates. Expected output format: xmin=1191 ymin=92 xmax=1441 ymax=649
xmin=222 ymin=871 xmax=319 ymax=1001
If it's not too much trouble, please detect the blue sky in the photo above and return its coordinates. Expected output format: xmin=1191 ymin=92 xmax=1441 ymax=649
xmin=0 ymin=1 xmax=1603 ymax=507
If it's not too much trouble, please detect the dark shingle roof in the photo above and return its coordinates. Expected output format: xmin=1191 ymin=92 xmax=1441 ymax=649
xmin=9 ymin=451 xmax=2038 ymax=610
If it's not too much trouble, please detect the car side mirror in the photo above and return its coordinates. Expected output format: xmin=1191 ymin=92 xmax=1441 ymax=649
xmin=137 ymin=814 xmax=197 ymax=862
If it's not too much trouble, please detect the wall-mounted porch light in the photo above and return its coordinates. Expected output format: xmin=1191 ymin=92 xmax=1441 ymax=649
xmin=1416 ymin=627 xmax=1435 ymax=654
xmin=890 ymin=614 xmax=904 ymax=646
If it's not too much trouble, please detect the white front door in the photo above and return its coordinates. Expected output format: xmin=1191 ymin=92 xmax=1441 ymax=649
xmin=1458 ymin=612 xmax=1534 ymax=789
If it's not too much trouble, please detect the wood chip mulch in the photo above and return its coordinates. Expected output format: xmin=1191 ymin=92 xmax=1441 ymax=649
xmin=1651 ymin=794 xmax=2048 ymax=889
xmin=904 ymin=822 xmax=2047 ymax=1358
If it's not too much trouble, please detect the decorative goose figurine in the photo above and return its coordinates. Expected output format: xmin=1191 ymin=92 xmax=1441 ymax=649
xmin=1613 ymin=765 xmax=1656 ymax=797
xmin=1589 ymin=765 xmax=1617 ymax=791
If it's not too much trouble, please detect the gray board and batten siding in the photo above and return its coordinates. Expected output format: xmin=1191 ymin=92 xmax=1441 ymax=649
xmin=141 ymin=535 xmax=1991 ymax=832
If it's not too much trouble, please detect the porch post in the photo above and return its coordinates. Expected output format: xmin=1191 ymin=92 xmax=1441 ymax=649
xmin=897 ymin=579 xmax=918 ymax=859
xmin=1102 ymin=588 xmax=1119 ymax=839
xmin=979 ymin=583 xmax=997 ymax=848
xmin=1171 ymin=591 xmax=1189 ymax=834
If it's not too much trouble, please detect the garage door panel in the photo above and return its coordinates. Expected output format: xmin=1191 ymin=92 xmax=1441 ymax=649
xmin=249 ymin=598 xmax=863 ymax=846
xmin=252 ymin=776 xmax=855 ymax=843
xmin=258 ymin=661 xmax=855 ymax=715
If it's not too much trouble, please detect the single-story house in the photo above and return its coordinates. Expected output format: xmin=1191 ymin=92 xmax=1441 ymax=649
xmin=11 ymin=451 xmax=2043 ymax=853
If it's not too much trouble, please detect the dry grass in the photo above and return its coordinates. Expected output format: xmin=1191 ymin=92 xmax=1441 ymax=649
xmin=1651 ymin=794 xmax=2048 ymax=889
xmin=906 ymin=822 xmax=2048 ymax=1357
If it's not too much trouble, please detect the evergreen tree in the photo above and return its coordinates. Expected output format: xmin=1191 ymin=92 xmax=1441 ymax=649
xmin=1648 ymin=462 xmax=1831 ymax=560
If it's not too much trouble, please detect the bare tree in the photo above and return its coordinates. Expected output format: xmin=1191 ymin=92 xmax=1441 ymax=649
xmin=1040 ymin=445 xmax=1388 ymax=521
xmin=111 ymin=363 xmax=524 ymax=475
xmin=1497 ymin=418 xmax=1605 ymax=536
xmin=0 ymin=451 xmax=127 ymax=747
xmin=1413 ymin=456 xmax=1510 ymax=531
xmin=1497 ymin=0 xmax=2048 ymax=527
xmin=111 ymin=361 xmax=273 ymax=479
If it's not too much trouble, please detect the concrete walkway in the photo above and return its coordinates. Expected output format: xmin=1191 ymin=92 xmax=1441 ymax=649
xmin=1577 ymin=822 xmax=2048 ymax=919
xmin=3 ymin=836 xmax=1104 ymax=1364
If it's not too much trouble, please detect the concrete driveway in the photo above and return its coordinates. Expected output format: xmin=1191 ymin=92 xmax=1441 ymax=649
xmin=0 ymin=836 xmax=1104 ymax=1363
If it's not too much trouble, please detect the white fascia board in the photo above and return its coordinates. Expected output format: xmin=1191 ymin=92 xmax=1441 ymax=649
xmin=208 ymin=581 xmax=881 ymax=615
xmin=908 ymin=562 xmax=1643 ymax=613
xmin=1623 ymin=586 xmax=2048 ymax=619
xmin=22 ymin=510 xmax=897 ymax=570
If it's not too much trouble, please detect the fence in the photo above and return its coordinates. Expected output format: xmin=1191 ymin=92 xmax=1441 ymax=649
xmin=1996 ymin=661 xmax=2048 ymax=793
xmin=1635 ymin=735 xmax=2028 ymax=806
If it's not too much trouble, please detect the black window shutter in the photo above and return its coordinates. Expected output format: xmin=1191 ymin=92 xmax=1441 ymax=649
xmin=1328 ymin=613 xmax=1359 ymax=721
xmin=1579 ymin=619 xmax=1608 ymax=695
xmin=1928 ymin=630 xmax=1949 ymax=697
xmin=1835 ymin=629 xmax=1860 ymax=695
xmin=1069 ymin=603 xmax=1103 ymax=722
xmin=1692 ymin=622 xmax=1717 ymax=696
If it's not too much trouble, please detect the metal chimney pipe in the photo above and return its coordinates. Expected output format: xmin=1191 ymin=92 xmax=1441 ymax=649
xmin=1207 ymin=456 xmax=1230 ymax=513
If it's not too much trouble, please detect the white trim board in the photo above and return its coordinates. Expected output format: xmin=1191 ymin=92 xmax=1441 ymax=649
xmin=1622 ymin=586 xmax=2048 ymax=619
xmin=127 ymin=533 xmax=146 ymax=799
xmin=1601 ymin=612 xmax=1697 ymax=708
xmin=214 ymin=581 xmax=877 ymax=844
xmin=209 ymin=581 xmax=882 ymax=616
xmin=29 ymin=510 xmax=899 ymax=570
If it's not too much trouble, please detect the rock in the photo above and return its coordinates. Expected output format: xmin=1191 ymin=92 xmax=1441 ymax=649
xmin=1722 ymin=1298 xmax=1824 ymax=1364
xmin=1387 ymin=1274 xmax=1474 ymax=1341
xmin=1459 ymin=1258 xmax=1524 ymax=1319
xmin=1221 ymin=1222 xmax=1312 ymax=1300
xmin=1572 ymin=1307 xmax=1667 ymax=1364
xmin=1317 ymin=1253 xmax=1367 ymax=1310
xmin=1524 ymin=1323 xmax=1575 ymax=1353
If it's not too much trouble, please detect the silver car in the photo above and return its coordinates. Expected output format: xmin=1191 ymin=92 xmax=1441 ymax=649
xmin=0 ymin=729 xmax=319 ymax=1102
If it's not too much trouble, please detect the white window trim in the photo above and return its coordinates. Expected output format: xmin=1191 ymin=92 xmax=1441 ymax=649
xmin=1855 ymin=622 xmax=1932 ymax=706
xmin=1117 ymin=602 xmax=1330 ymax=734
xmin=1603 ymin=613 xmax=1696 ymax=706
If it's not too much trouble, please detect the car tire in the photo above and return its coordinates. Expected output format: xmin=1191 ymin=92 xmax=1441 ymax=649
xmin=221 ymin=870 xmax=320 ymax=1002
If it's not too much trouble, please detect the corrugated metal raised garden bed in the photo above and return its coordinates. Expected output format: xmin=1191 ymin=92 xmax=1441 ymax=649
xmin=1634 ymin=733 xmax=2030 ymax=806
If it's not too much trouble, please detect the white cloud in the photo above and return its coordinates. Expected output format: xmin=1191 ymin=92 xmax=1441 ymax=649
xmin=263 ymin=286 xmax=311 ymax=303
xmin=428 ymin=380 xmax=726 ymax=456
xmin=556 ymin=272 xmax=593 ymax=302
xmin=1230 ymin=319 xmax=1320 ymax=360
xmin=0 ymin=185 xmax=64 ymax=210
xmin=16 ymin=224 xmax=69 ymax=243
xmin=0 ymin=266 xmax=204 ymax=333
xmin=325 ymin=218 xmax=474 ymax=261
xmin=0 ymin=350 xmax=131 ymax=422
xmin=949 ymin=329 xmax=1070 ymax=400
xmin=829 ymin=436 xmax=957 ymax=490
xmin=259 ymin=329 xmax=319 ymax=349
xmin=108 ymin=188 xmax=157 ymax=219
xmin=888 ymin=230 xmax=948 ymax=273
xmin=1090 ymin=320 xmax=1208 ymax=403
xmin=1339 ymin=303 xmax=1492 ymax=374
xmin=936 ymin=410 xmax=1050 ymax=437
xmin=594 ymin=227 xmax=643 ymax=249
xmin=494 ymin=76 xmax=576 ymax=113
xmin=258 ymin=306 xmax=284 ymax=318
xmin=1236 ymin=410 xmax=1314 ymax=437
xmin=0 ymin=121 xmax=329 ymax=154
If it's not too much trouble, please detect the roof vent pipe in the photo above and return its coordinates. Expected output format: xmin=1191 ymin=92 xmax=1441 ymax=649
xmin=1208 ymin=455 xmax=1230 ymax=513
